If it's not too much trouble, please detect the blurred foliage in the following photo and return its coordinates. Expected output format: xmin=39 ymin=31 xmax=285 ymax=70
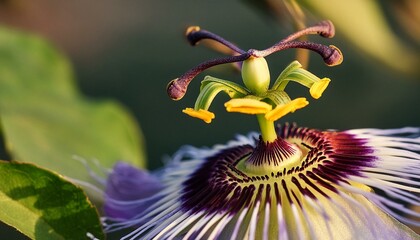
xmin=0 ymin=20 xmax=146 ymax=239
xmin=0 ymin=161 xmax=104 ymax=239
xmin=244 ymin=0 xmax=420 ymax=74
xmin=0 ymin=26 xmax=146 ymax=184
xmin=300 ymin=0 xmax=419 ymax=74
xmin=391 ymin=0 xmax=420 ymax=43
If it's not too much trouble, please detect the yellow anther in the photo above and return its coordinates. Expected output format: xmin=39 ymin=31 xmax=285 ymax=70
xmin=310 ymin=78 xmax=331 ymax=99
xmin=182 ymin=108 xmax=215 ymax=124
xmin=224 ymin=98 xmax=272 ymax=114
xmin=265 ymin=98 xmax=309 ymax=121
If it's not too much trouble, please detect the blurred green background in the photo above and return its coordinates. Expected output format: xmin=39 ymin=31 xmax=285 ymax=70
xmin=0 ymin=0 xmax=419 ymax=238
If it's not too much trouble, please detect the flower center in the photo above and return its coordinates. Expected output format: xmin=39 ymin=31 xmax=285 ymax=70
xmin=236 ymin=137 xmax=304 ymax=175
xmin=180 ymin=123 xmax=375 ymax=217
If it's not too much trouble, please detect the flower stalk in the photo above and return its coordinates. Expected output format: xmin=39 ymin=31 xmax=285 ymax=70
xmin=256 ymin=114 xmax=277 ymax=142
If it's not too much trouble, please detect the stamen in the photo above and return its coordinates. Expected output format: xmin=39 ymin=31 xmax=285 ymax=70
xmin=265 ymin=98 xmax=309 ymax=121
xmin=310 ymin=78 xmax=331 ymax=99
xmin=182 ymin=108 xmax=215 ymax=123
xmin=225 ymin=98 xmax=272 ymax=114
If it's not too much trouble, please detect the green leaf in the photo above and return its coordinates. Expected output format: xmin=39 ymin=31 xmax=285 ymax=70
xmin=0 ymin=161 xmax=104 ymax=240
xmin=0 ymin=26 xmax=146 ymax=183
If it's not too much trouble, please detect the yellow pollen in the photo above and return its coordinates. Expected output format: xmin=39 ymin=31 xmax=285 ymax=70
xmin=310 ymin=78 xmax=331 ymax=99
xmin=182 ymin=108 xmax=215 ymax=123
xmin=224 ymin=98 xmax=272 ymax=114
xmin=265 ymin=98 xmax=309 ymax=121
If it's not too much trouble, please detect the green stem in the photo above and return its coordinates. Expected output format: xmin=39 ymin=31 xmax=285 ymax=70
xmin=257 ymin=114 xmax=277 ymax=142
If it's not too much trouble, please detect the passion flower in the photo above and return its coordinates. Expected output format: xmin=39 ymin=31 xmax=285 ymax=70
xmin=102 ymin=21 xmax=419 ymax=239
